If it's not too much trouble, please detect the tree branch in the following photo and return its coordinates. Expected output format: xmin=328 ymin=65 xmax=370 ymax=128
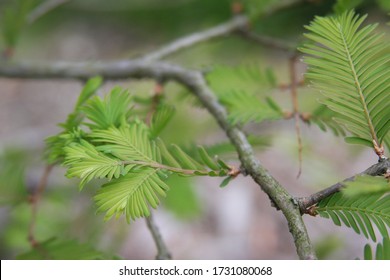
xmin=289 ymin=54 xmax=303 ymax=178
xmin=236 ymin=29 xmax=296 ymax=52
xmin=139 ymin=0 xmax=304 ymax=61
xmin=27 ymin=0 xmax=71 ymax=24
xmin=142 ymin=15 xmax=248 ymax=61
xmin=145 ymin=214 xmax=172 ymax=260
xmin=298 ymin=158 xmax=390 ymax=214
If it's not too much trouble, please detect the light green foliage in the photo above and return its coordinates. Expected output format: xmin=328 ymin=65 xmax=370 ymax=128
xmin=316 ymin=191 xmax=390 ymax=242
xmin=17 ymin=238 xmax=108 ymax=260
xmin=364 ymin=237 xmax=390 ymax=260
xmin=94 ymin=168 xmax=169 ymax=222
xmin=64 ymin=140 xmax=126 ymax=190
xmin=53 ymin=85 xmax=232 ymax=222
xmin=82 ymin=87 xmax=133 ymax=130
xmin=301 ymin=11 xmax=390 ymax=151
xmin=150 ymin=104 xmax=175 ymax=139
xmin=90 ymin=123 xmax=155 ymax=162
xmin=343 ymin=175 xmax=390 ymax=197
xmin=45 ymin=76 xmax=103 ymax=164
xmin=207 ymin=64 xmax=283 ymax=125
xmin=62 ymin=76 xmax=103 ymax=130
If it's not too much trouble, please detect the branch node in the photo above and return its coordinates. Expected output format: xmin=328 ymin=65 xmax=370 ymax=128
xmin=306 ymin=205 xmax=317 ymax=217
xmin=228 ymin=165 xmax=241 ymax=177
xmin=373 ymin=140 xmax=385 ymax=159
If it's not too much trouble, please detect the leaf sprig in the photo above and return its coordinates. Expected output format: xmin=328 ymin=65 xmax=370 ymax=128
xmin=301 ymin=11 xmax=390 ymax=157
xmin=315 ymin=191 xmax=390 ymax=242
xmin=54 ymin=85 xmax=235 ymax=222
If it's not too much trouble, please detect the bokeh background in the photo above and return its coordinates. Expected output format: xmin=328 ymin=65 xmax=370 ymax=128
xmin=0 ymin=0 xmax=389 ymax=259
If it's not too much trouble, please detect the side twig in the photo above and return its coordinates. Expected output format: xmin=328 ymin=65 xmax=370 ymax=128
xmin=28 ymin=164 xmax=54 ymax=247
xmin=289 ymin=54 xmax=303 ymax=178
xmin=237 ymin=29 xmax=296 ymax=52
xmin=27 ymin=0 xmax=71 ymax=24
xmin=144 ymin=82 xmax=171 ymax=259
xmin=145 ymin=214 xmax=172 ymax=260
xmin=140 ymin=0 xmax=303 ymax=61
xmin=142 ymin=15 xmax=248 ymax=61
xmin=145 ymin=82 xmax=164 ymax=125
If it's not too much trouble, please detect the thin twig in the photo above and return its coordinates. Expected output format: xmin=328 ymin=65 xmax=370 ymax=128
xmin=145 ymin=213 xmax=172 ymax=260
xmin=142 ymin=15 xmax=248 ymax=61
xmin=27 ymin=0 xmax=70 ymax=24
xmin=143 ymin=82 xmax=171 ymax=259
xmin=278 ymin=79 xmax=305 ymax=91
xmin=141 ymin=0 xmax=304 ymax=61
xmin=28 ymin=164 xmax=54 ymax=247
xmin=145 ymin=82 xmax=164 ymax=125
xmin=237 ymin=29 xmax=296 ymax=52
xmin=298 ymin=158 xmax=390 ymax=214
xmin=289 ymin=55 xmax=303 ymax=178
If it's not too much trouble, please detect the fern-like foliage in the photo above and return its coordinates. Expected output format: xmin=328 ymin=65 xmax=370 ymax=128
xmin=301 ymin=11 xmax=390 ymax=154
xmin=64 ymin=140 xmax=127 ymax=190
xmin=364 ymin=237 xmax=390 ymax=260
xmin=149 ymin=103 xmax=175 ymax=139
xmin=207 ymin=64 xmax=283 ymax=125
xmin=207 ymin=64 xmax=276 ymax=94
xmin=45 ymin=76 xmax=102 ymax=164
xmin=82 ymin=87 xmax=133 ymax=130
xmin=95 ymin=168 xmax=169 ymax=222
xmin=305 ymin=104 xmax=347 ymax=137
xmin=58 ymin=87 xmax=233 ymax=222
xmin=316 ymin=191 xmax=390 ymax=242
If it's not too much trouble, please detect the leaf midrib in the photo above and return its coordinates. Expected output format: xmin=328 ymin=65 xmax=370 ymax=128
xmin=337 ymin=23 xmax=378 ymax=144
xmin=128 ymin=169 xmax=157 ymax=197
